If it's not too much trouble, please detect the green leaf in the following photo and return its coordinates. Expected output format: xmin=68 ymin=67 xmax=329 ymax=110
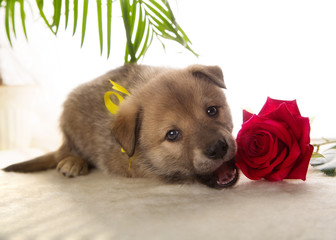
xmin=129 ymin=0 xmax=137 ymax=35
xmin=133 ymin=7 xmax=146 ymax=52
xmin=143 ymin=0 xmax=195 ymax=54
xmin=96 ymin=0 xmax=103 ymax=55
xmin=81 ymin=0 xmax=89 ymax=47
xmin=120 ymin=0 xmax=136 ymax=63
xmin=5 ymin=0 xmax=13 ymax=47
xmin=156 ymin=34 xmax=167 ymax=52
xmin=19 ymin=0 xmax=28 ymax=40
xmin=9 ymin=0 xmax=16 ymax=38
xmin=143 ymin=2 xmax=175 ymax=33
xmin=136 ymin=24 xmax=153 ymax=61
xmin=65 ymin=0 xmax=69 ymax=29
xmin=311 ymin=152 xmax=325 ymax=159
xmin=36 ymin=0 xmax=56 ymax=35
xmin=3 ymin=0 xmax=195 ymax=61
xmin=149 ymin=0 xmax=170 ymax=17
xmin=327 ymin=145 xmax=336 ymax=151
xmin=124 ymin=44 xmax=129 ymax=63
xmin=177 ymin=25 xmax=192 ymax=44
xmin=106 ymin=0 xmax=112 ymax=58
xmin=321 ymin=168 xmax=336 ymax=177
xmin=119 ymin=0 xmax=197 ymax=62
xmin=52 ymin=0 xmax=62 ymax=33
xmin=149 ymin=17 xmax=174 ymax=38
xmin=73 ymin=0 xmax=78 ymax=35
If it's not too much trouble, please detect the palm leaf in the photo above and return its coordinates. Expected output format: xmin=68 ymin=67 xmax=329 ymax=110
xmin=9 ymin=0 xmax=16 ymax=38
xmin=133 ymin=7 xmax=146 ymax=53
xmin=106 ymin=0 xmax=112 ymax=58
xmin=142 ymin=0 xmax=197 ymax=57
xmin=120 ymin=0 xmax=197 ymax=62
xmin=144 ymin=2 xmax=175 ymax=32
xmin=64 ymin=0 xmax=69 ymax=29
xmin=80 ymin=0 xmax=88 ymax=47
xmin=4 ymin=0 xmax=28 ymax=45
xmin=35 ymin=0 xmax=56 ymax=34
xmin=3 ymin=0 xmax=196 ymax=62
xmin=147 ymin=1 xmax=191 ymax=43
xmin=129 ymin=0 xmax=137 ymax=35
xmin=96 ymin=0 xmax=103 ymax=54
xmin=19 ymin=0 xmax=28 ymax=40
xmin=136 ymin=24 xmax=153 ymax=61
xmin=52 ymin=0 xmax=62 ymax=33
xmin=120 ymin=0 xmax=136 ymax=62
xmin=72 ymin=0 xmax=78 ymax=35
xmin=5 ymin=0 xmax=13 ymax=47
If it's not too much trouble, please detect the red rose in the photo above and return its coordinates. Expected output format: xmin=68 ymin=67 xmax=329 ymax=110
xmin=235 ymin=97 xmax=314 ymax=181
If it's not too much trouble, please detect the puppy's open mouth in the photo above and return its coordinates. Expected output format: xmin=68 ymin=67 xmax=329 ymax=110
xmin=197 ymin=159 xmax=239 ymax=189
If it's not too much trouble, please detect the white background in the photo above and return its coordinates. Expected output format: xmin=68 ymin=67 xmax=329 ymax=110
xmin=1 ymin=0 xmax=335 ymax=149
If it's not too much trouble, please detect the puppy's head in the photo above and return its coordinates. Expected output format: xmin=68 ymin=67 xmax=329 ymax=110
xmin=112 ymin=65 xmax=238 ymax=189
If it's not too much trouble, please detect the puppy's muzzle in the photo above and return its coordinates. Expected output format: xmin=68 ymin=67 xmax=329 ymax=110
xmin=205 ymin=140 xmax=228 ymax=160
xmin=197 ymin=159 xmax=239 ymax=189
xmin=198 ymin=139 xmax=239 ymax=189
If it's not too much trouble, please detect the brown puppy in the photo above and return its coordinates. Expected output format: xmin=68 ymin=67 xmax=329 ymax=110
xmin=4 ymin=64 xmax=239 ymax=188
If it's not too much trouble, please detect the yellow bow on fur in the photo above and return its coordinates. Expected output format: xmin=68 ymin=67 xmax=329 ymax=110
xmin=104 ymin=80 xmax=130 ymax=114
xmin=104 ymin=80 xmax=132 ymax=169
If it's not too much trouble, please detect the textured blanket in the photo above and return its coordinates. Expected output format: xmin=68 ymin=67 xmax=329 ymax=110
xmin=1 ymin=150 xmax=336 ymax=240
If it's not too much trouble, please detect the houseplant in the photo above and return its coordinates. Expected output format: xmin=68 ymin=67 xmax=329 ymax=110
xmin=3 ymin=0 xmax=196 ymax=61
xmin=0 ymin=0 xmax=196 ymax=150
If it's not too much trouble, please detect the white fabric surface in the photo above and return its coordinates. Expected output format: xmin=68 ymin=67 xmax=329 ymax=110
xmin=1 ymin=151 xmax=336 ymax=240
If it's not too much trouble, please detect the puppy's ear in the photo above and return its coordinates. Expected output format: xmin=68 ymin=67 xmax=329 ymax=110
xmin=188 ymin=65 xmax=226 ymax=89
xmin=111 ymin=98 xmax=142 ymax=157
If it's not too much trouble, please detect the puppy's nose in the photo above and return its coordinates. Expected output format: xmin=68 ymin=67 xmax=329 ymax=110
xmin=205 ymin=140 xmax=228 ymax=160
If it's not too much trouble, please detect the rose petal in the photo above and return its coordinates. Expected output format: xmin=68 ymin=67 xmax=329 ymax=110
xmin=298 ymin=117 xmax=311 ymax=148
xmin=265 ymin=141 xmax=301 ymax=181
xmin=247 ymin=131 xmax=277 ymax=168
xmin=236 ymin=116 xmax=291 ymax=172
xmin=247 ymin=132 xmax=269 ymax=157
xmin=259 ymin=97 xmax=301 ymax=117
xmin=285 ymin=144 xmax=314 ymax=180
xmin=243 ymin=110 xmax=254 ymax=123
xmin=236 ymin=127 xmax=283 ymax=180
xmin=241 ymin=117 xmax=293 ymax=147
xmin=281 ymin=137 xmax=301 ymax=168
xmin=264 ymin=103 xmax=302 ymax=141
xmin=235 ymin=153 xmax=268 ymax=180
xmin=237 ymin=157 xmax=275 ymax=180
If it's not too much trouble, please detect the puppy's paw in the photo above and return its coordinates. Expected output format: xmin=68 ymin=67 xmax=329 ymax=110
xmin=56 ymin=156 xmax=89 ymax=178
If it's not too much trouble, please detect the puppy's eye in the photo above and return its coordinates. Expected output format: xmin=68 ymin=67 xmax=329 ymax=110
xmin=165 ymin=130 xmax=181 ymax=142
xmin=207 ymin=106 xmax=218 ymax=117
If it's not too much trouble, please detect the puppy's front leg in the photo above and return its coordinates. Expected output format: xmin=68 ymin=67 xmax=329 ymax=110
xmin=56 ymin=156 xmax=89 ymax=178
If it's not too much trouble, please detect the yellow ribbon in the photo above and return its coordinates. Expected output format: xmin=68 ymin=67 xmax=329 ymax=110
xmin=121 ymin=148 xmax=133 ymax=170
xmin=104 ymin=80 xmax=130 ymax=114
xmin=104 ymin=80 xmax=133 ymax=169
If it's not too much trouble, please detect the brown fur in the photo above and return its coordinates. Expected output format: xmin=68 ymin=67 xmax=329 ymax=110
xmin=3 ymin=64 xmax=238 ymax=188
